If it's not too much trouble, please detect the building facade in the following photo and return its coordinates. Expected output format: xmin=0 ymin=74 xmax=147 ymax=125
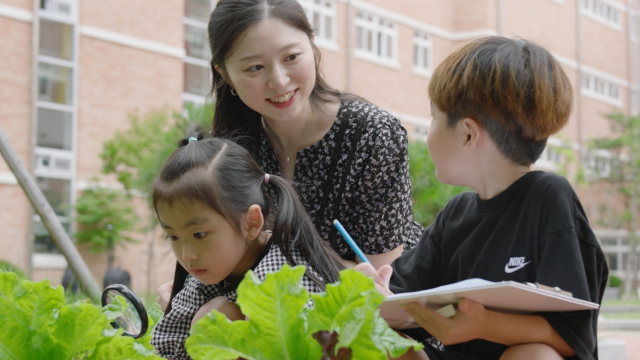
xmin=0 ymin=0 xmax=638 ymax=293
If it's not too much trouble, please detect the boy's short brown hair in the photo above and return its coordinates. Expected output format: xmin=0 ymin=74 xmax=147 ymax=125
xmin=429 ymin=36 xmax=573 ymax=165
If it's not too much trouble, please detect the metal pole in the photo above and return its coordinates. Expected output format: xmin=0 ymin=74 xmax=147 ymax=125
xmin=0 ymin=126 xmax=102 ymax=301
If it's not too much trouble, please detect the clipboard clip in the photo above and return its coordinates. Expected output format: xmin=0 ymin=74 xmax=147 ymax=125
xmin=525 ymin=282 xmax=573 ymax=297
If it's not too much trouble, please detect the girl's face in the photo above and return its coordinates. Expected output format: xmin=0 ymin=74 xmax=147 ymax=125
xmin=157 ymin=200 xmax=252 ymax=285
xmin=220 ymin=18 xmax=317 ymax=124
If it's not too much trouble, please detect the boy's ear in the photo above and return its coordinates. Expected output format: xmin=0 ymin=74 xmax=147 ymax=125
xmin=242 ymin=204 xmax=264 ymax=241
xmin=214 ymin=64 xmax=234 ymax=88
xmin=461 ymin=117 xmax=482 ymax=149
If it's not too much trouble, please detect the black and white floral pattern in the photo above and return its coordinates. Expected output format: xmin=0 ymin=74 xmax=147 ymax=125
xmin=258 ymin=100 xmax=423 ymax=259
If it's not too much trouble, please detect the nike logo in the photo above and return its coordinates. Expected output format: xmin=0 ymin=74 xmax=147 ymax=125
xmin=504 ymin=257 xmax=531 ymax=273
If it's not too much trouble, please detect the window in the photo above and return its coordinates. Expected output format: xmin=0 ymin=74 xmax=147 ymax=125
xmin=33 ymin=216 xmax=71 ymax=254
xmin=539 ymin=146 xmax=564 ymax=165
xmin=581 ymin=73 xmax=623 ymax=105
xmin=298 ymin=0 xmax=337 ymax=45
xmin=535 ymin=143 xmax=566 ymax=172
xmin=581 ymin=0 xmax=621 ymax=28
xmin=36 ymin=177 xmax=71 ymax=217
xmin=413 ymin=30 xmax=432 ymax=76
xmin=37 ymin=108 xmax=73 ymax=150
xmin=38 ymin=63 xmax=73 ymax=105
xmin=184 ymin=62 xmax=211 ymax=96
xmin=593 ymin=230 xmax=640 ymax=277
xmin=39 ymin=19 xmax=73 ymax=60
xmin=184 ymin=24 xmax=209 ymax=60
xmin=583 ymin=150 xmax=614 ymax=179
xmin=183 ymin=1 xmax=213 ymax=102
xmin=185 ymin=0 xmax=211 ymax=22
xmin=40 ymin=0 xmax=77 ymax=20
xmin=355 ymin=11 xmax=398 ymax=66
xmin=34 ymin=1 xmax=77 ymax=255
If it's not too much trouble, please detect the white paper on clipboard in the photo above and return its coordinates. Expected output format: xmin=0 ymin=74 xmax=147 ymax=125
xmin=379 ymin=278 xmax=599 ymax=329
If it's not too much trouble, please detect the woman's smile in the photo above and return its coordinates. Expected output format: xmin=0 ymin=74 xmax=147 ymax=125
xmin=267 ymin=89 xmax=297 ymax=108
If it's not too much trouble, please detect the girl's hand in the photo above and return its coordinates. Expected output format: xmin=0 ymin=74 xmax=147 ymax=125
xmin=354 ymin=263 xmax=394 ymax=296
xmin=156 ymin=281 xmax=174 ymax=312
xmin=402 ymin=298 xmax=487 ymax=345
xmin=192 ymin=296 xmax=244 ymax=327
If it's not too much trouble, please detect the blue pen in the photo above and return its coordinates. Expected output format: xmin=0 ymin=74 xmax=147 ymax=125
xmin=333 ymin=219 xmax=371 ymax=264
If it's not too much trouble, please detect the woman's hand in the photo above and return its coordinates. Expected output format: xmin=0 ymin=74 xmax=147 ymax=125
xmin=354 ymin=262 xmax=394 ymax=296
xmin=192 ymin=296 xmax=244 ymax=327
xmin=156 ymin=280 xmax=173 ymax=312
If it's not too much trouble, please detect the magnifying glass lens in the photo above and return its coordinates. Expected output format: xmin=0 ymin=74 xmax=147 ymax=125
xmin=105 ymin=289 xmax=143 ymax=337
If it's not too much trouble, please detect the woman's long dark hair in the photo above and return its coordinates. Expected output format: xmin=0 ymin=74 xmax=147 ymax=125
xmin=208 ymin=0 xmax=360 ymax=155
xmin=153 ymin=128 xmax=344 ymax=314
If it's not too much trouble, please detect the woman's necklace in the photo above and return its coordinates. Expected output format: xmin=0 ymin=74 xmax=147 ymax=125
xmin=261 ymin=116 xmax=313 ymax=162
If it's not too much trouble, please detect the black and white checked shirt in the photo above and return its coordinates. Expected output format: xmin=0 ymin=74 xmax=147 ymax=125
xmin=151 ymin=240 xmax=325 ymax=360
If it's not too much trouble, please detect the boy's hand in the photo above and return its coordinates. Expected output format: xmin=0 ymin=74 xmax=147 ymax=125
xmin=402 ymin=298 xmax=487 ymax=345
xmin=354 ymin=263 xmax=394 ymax=296
xmin=156 ymin=280 xmax=174 ymax=312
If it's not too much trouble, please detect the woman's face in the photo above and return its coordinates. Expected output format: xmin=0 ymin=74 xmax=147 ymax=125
xmin=220 ymin=18 xmax=317 ymax=124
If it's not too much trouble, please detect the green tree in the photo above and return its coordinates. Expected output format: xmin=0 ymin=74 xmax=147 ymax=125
xmin=590 ymin=112 xmax=640 ymax=301
xmin=408 ymin=141 xmax=467 ymax=227
xmin=100 ymin=103 xmax=214 ymax=293
xmin=102 ymin=103 xmax=213 ymax=194
xmin=73 ymin=185 xmax=138 ymax=268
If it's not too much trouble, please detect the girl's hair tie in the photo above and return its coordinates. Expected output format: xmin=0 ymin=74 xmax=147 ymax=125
xmin=264 ymin=173 xmax=270 ymax=184
xmin=188 ymin=137 xmax=198 ymax=143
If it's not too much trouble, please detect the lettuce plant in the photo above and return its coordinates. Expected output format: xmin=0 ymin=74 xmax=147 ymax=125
xmin=0 ymin=271 xmax=162 ymax=360
xmin=186 ymin=266 xmax=422 ymax=360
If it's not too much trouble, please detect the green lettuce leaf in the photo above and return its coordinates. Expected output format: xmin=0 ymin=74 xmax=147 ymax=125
xmin=186 ymin=266 xmax=422 ymax=360
xmin=187 ymin=265 xmax=321 ymax=360
xmin=89 ymin=331 xmax=162 ymax=360
xmin=0 ymin=271 xmax=20 ymax=296
xmin=52 ymin=302 xmax=111 ymax=358
xmin=186 ymin=310 xmax=256 ymax=360
xmin=0 ymin=273 xmax=162 ymax=360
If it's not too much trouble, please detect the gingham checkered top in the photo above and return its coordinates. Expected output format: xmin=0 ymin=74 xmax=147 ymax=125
xmin=150 ymin=240 xmax=325 ymax=360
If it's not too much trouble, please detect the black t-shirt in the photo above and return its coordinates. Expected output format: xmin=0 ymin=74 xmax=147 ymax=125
xmin=390 ymin=171 xmax=608 ymax=360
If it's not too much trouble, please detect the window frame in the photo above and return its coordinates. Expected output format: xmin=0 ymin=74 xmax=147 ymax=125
xmin=298 ymin=0 xmax=338 ymax=51
xmin=354 ymin=10 xmax=399 ymax=69
xmin=412 ymin=30 xmax=433 ymax=78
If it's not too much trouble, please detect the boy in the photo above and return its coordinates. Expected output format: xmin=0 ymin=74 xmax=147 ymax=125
xmin=360 ymin=36 xmax=608 ymax=360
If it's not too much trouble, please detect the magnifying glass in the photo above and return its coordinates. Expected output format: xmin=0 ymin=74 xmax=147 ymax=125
xmin=101 ymin=284 xmax=149 ymax=339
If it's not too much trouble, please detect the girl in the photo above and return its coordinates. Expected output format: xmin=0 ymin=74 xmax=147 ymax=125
xmin=150 ymin=129 xmax=345 ymax=359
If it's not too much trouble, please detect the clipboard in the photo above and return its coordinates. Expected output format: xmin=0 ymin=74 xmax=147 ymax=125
xmin=379 ymin=278 xmax=599 ymax=329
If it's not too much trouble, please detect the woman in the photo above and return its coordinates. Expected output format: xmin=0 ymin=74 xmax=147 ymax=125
xmin=208 ymin=0 xmax=423 ymax=267
xmin=156 ymin=0 xmax=423 ymax=321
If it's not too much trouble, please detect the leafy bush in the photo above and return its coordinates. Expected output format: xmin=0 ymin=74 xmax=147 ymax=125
xmin=0 ymin=271 xmax=162 ymax=360
xmin=0 ymin=261 xmax=27 ymax=280
xmin=608 ymin=275 xmax=622 ymax=288
xmin=73 ymin=185 xmax=139 ymax=253
xmin=186 ymin=266 xmax=423 ymax=360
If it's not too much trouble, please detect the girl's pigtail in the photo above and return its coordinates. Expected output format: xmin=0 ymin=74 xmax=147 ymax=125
xmin=266 ymin=174 xmax=344 ymax=287
xmin=164 ymin=261 xmax=189 ymax=314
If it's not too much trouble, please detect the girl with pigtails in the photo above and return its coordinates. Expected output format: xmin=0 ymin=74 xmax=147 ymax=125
xmin=150 ymin=129 xmax=344 ymax=359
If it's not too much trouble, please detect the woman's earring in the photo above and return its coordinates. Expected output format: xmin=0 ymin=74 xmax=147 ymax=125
xmin=230 ymin=88 xmax=237 ymax=96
